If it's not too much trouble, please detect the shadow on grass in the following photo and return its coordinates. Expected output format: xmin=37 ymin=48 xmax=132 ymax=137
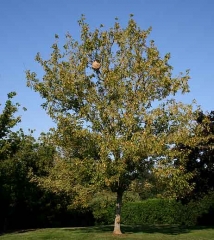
xmin=1 ymin=224 xmax=213 ymax=236
xmin=62 ymin=224 xmax=214 ymax=235
xmin=0 ymin=228 xmax=38 ymax=236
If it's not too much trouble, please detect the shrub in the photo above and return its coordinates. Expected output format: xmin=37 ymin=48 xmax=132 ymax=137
xmin=93 ymin=193 xmax=214 ymax=226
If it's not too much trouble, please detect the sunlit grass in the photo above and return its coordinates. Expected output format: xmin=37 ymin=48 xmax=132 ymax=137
xmin=0 ymin=225 xmax=214 ymax=240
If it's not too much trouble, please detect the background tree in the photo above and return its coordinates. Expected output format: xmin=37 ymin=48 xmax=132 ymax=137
xmin=0 ymin=92 xmax=21 ymax=142
xmin=0 ymin=93 xmax=70 ymax=231
xmin=174 ymin=111 xmax=214 ymax=202
xmin=26 ymin=15 xmax=202 ymax=234
xmin=0 ymin=92 xmax=21 ymax=230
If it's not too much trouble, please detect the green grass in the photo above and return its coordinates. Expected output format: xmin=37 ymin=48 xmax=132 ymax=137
xmin=0 ymin=225 xmax=214 ymax=240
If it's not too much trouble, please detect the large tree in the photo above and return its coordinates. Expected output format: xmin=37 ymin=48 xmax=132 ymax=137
xmin=26 ymin=15 xmax=201 ymax=234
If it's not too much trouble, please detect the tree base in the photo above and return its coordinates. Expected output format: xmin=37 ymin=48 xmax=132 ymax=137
xmin=113 ymin=230 xmax=122 ymax=235
xmin=113 ymin=214 xmax=122 ymax=234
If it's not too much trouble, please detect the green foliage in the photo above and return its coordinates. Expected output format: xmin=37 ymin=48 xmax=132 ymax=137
xmin=95 ymin=194 xmax=214 ymax=226
xmin=176 ymin=111 xmax=214 ymax=201
xmin=0 ymin=92 xmax=21 ymax=160
xmin=0 ymin=92 xmax=21 ymax=139
xmin=0 ymin=129 xmax=59 ymax=231
xmin=89 ymin=190 xmax=115 ymax=225
xmin=26 ymin=16 xmax=206 ymax=231
xmin=90 ymin=190 xmax=141 ymax=225
xmin=122 ymin=199 xmax=180 ymax=225
xmin=26 ymin=15 xmax=202 ymax=196
xmin=0 ymin=93 xmax=70 ymax=231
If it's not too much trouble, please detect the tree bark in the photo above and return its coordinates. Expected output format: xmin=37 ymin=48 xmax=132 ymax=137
xmin=113 ymin=191 xmax=123 ymax=235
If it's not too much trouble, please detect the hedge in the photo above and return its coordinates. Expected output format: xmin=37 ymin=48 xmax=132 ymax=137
xmin=94 ymin=193 xmax=214 ymax=226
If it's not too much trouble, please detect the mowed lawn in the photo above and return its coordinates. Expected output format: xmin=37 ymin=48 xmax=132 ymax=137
xmin=0 ymin=225 xmax=214 ymax=240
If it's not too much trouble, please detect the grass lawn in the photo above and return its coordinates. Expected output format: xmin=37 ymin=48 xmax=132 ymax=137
xmin=0 ymin=225 xmax=214 ymax=240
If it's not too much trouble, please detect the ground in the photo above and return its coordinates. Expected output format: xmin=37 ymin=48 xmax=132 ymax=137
xmin=0 ymin=225 xmax=214 ymax=240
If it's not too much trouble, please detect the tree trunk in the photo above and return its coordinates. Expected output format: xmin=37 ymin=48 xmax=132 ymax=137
xmin=3 ymin=217 xmax=8 ymax=232
xmin=113 ymin=191 xmax=123 ymax=235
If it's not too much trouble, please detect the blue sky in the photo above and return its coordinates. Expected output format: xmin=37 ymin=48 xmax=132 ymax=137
xmin=0 ymin=0 xmax=214 ymax=138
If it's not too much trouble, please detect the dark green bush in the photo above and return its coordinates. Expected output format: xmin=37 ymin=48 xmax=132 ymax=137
xmin=94 ymin=193 xmax=214 ymax=226
xmin=122 ymin=199 xmax=179 ymax=225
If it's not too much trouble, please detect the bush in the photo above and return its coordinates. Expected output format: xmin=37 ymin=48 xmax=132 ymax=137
xmin=94 ymin=193 xmax=214 ymax=226
xmin=91 ymin=191 xmax=141 ymax=225
xmin=122 ymin=199 xmax=179 ymax=225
